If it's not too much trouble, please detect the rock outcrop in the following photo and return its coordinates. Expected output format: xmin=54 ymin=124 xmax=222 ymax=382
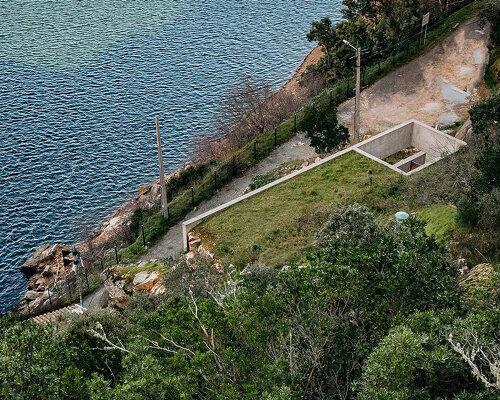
xmin=18 ymin=244 xmax=74 ymax=316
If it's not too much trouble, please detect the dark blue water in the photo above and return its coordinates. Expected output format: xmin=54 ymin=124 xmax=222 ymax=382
xmin=0 ymin=1 xmax=342 ymax=310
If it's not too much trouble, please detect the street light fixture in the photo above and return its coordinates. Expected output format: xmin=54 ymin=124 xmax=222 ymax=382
xmin=343 ymin=39 xmax=356 ymax=50
xmin=343 ymin=39 xmax=361 ymax=143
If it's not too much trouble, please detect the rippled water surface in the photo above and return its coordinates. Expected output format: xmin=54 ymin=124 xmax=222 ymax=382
xmin=0 ymin=0 xmax=342 ymax=310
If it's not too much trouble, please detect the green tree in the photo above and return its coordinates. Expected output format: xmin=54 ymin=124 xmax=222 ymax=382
xmin=300 ymin=102 xmax=349 ymax=153
xmin=357 ymin=310 xmax=500 ymax=399
xmin=479 ymin=0 xmax=500 ymax=46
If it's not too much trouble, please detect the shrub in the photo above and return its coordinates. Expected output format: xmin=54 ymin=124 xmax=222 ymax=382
xmin=356 ymin=321 xmax=484 ymax=400
xmin=314 ymin=204 xmax=461 ymax=314
xmin=469 ymin=94 xmax=500 ymax=137
xmin=316 ymin=203 xmax=384 ymax=247
xmin=477 ymin=188 xmax=500 ymax=231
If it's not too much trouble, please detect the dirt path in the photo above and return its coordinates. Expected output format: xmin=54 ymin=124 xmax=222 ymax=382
xmin=338 ymin=17 xmax=489 ymax=135
xmin=142 ymin=133 xmax=318 ymax=261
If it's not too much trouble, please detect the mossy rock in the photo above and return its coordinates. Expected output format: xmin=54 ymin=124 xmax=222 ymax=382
xmin=460 ymin=263 xmax=493 ymax=290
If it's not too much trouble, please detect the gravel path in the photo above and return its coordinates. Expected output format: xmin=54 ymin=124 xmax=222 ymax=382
xmin=142 ymin=133 xmax=318 ymax=261
xmin=338 ymin=18 xmax=489 ymax=136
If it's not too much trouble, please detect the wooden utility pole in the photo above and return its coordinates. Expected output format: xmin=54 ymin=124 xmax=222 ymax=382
xmin=155 ymin=115 xmax=169 ymax=219
xmin=354 ymin=45 xmax=361 ymax=143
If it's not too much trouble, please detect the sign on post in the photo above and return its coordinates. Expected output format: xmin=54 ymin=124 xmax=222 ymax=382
xmin=422 ymin=12 xmax=430 ymax=27
xmin=421 ymin=12 xmax=430 ymax=46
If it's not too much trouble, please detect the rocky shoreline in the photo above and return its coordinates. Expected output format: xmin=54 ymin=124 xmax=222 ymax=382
xmin=17 ymin=173 xmax=170 ymax=316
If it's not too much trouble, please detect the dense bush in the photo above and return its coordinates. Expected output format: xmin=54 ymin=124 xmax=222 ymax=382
xmin=455 ymin=94 xmax=500 ymax=229
xmin=357 ymin=309 xmax=499 ymax=399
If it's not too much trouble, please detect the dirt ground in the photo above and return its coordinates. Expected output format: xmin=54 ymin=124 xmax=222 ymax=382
xmin=338 ymin=17 xmax=490 ymax=136
xmin=282 ymin=45 xmax=324 ymax=96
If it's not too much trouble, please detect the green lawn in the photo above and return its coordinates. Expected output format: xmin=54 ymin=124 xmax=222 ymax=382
xmin=195 ymin=152 xmax=406 ymax=267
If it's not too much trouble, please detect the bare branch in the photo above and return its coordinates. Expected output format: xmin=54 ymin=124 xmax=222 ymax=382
xmin=89 ymin=322 xmax=132 ymax=354
xmin=448 ymin=333 xmax=500 ymax=389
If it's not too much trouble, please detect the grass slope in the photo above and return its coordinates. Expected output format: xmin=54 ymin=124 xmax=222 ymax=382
xmin=195 ymin=152 xmax=405 ymax=267
xmin=417 ymin=204 xmax=459 ymax=241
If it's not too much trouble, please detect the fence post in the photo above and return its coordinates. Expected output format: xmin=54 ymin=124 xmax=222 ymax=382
xmin=114 ymin=247 xmax=119 ymax=265
xmin=67 ymin=280 xmax=72 ymax=298
xmin=141 ymin=225 xmax=146 ymax=247
xmin=191 ymin=186 xmax=195 ymax=207
xmin=274 ymin=128 xmax=277 ymax=146
xmin=84 ymin=266 xmax=90 ymax=290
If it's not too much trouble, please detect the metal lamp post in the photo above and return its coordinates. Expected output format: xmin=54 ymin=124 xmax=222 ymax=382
xmin=71 ymin=247 xmax=83 ymax=306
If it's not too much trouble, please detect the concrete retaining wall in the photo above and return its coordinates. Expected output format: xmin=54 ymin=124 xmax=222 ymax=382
xmin=411 ymin=122 xmax=465 ymax=161
xmin=357 ymin=123 xmax=412 ymax=160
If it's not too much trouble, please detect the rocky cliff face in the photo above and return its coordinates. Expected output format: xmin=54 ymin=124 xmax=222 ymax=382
xmin=18 ymin=244 xmax=74 ymax=316
xmin=84 ymin=178 xmax=163 ymax=251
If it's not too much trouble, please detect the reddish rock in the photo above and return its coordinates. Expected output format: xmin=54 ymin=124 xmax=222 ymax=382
xmin=105 ymin=280 xmax=127 ymax=309
xmin=151 ymin=280 xmax=166 ymax=295
xmin=21 ymin=244 xmax=54 ymax=276
xmin=133 ymin=271 xmax=160 ymax=292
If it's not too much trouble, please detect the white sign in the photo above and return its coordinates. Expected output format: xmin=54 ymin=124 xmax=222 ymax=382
xmin=422 ymin=12 xmax=430 ymax=27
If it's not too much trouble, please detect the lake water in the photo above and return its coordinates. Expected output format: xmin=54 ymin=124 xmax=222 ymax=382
xmin=0 ymin=0 xmax=342 ymax=310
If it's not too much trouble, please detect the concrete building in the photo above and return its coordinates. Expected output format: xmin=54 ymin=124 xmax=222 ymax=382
xmin=356 ymin=119 xmax=467 ymax=175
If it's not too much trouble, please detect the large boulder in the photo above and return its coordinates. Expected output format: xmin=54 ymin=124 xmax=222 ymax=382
xmin=105 ymin=280 xmax=128 ymax=309
xmin=17 ymin=244 xmax=74 ymax=316
xmin=24 ymin=290 xmax=40 ymax=301
xmin=132 ymin=271 xmax=150 ymax=286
